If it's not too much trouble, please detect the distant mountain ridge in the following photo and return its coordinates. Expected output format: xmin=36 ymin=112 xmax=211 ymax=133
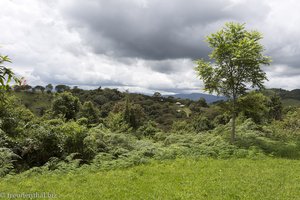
xmin=169 ymin=89 xmax=300 ymax=105
xmin=265 ymin=88 xmax=300 ymax=107
xmin=166 ymin=93 xmax=226 ymax=103
xmin=268 ymin=89 xmax=300 ymax=100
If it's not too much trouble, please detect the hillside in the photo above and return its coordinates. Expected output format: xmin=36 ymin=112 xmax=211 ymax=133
xmin=166 ymin=93 xmax=226 ymax=103
xmin=268 ymin=88 xmax=300 ymax=106
xmin=1 ymin=86 xmax=300 ymax=200
xmin=163 ymin=89 xmax=300 ymax=106
xmin=7 ymin=88 xmax=200 ymax=131
xmin=12 ymin=91 xmax=52 ymax=116
xmin=11 ymin=87 xmax=300 ymax=123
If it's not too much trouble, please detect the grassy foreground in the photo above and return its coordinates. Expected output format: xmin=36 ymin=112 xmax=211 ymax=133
xmin=1 ymin=158 xmax=300 ymax=200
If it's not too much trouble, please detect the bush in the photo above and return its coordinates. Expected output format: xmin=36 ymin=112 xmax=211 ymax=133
xmin=136 ymin=121 xmax=160 ymax=138
xmin=46 ymin=153 xmax=82 ymax=172
xmin=84 ymin=124 xmax=135 ymax=160
xmin=0 ymin=128 xmax=10 ymax=147
xmin=83 ymin=125 xmax=109 ymax=159
xmin=105 ymin=112 xmax=132 ymax=133
xmin=0 ymin=96 xmax=35 ymax=137
xmin=192 ymin=115 xmax=214 ymax=132
xmin=79 ymin=101 xmax=100 ymax=124
xmin=21 ymin=124 xmax=64 ymax=167
xmin=213 ymin=113 xmax=231 ymax=126
xmin=238 ymin=92 xmax=270 ymax=124
xmin=171 ymin=120 xmax=194 ymax=134
xmin=153 ymin=132 xmax=170 ymax=142
xmin=0 ymin=148 xmax=19 ymax=177
xmin=51 ymin=92 xmax=81 ymax=120
xmin=197 ymin=135 xmax=236 ymax=158
xmin=59 ymin=121 xmax=88 ymax=157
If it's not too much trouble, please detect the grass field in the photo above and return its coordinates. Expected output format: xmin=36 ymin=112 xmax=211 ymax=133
xmin=1 ymin=158 xmax=300 ymax=200
xmin=282 ymin=98 xmax=300 ymax=107
xmin=12 ymin=92 xmax=52 ymax=116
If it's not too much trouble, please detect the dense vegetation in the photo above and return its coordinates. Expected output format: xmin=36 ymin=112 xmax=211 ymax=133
xmin=1 ymin=85 xmax=300 ymax=178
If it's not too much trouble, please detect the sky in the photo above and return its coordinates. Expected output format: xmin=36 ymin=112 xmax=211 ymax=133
xmin=1 ymin=0 xmax=300 ymax=94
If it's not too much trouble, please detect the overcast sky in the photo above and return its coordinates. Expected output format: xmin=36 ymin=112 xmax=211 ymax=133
xmin=1 ymin=0 xmax=300 ymax=94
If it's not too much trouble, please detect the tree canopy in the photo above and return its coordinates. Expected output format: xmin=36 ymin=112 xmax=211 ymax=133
xmin=51 ymin=92 xmax=81 ymax=120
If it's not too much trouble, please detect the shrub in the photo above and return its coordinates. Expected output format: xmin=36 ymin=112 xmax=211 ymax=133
xmin=83 ymin=125 xmax=109 ymax=159
xmin=153 ymin=132 xmax=170 ymax=142
xmin=21 ymin=124 xmax=64 ymax=166
xmin=51 ymin=92 xmax=81 ymax=120
xmin=171 ymin=120 xmax=194 ymax=134
xmin=79 ymin=101 xmax=100 ymax=124
xmin=136 ymin=120 xmax=160 ymax=138
xmin=213 ymin=113 xmax=231 ymax=126
xmin=0 ymin=148 xmax=19 ymax=177
xmin=105 ymin=112 xmax=132 ymax=133
xmin=192 ymin=115 xmax=214 ymax=132
xmin=60 ymin=121 xmax=88 ymax=157
xmin=196 ymin=135 xmax=236 ymax=158
xmin=238 ymin=92 xmax=270 ymax=124
xmin=0 ymin=96 xmax=34 ymax=137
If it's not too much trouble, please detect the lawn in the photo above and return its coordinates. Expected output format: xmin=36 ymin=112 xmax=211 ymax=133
xmin=1 ymin=158 xmax=300 ymax=200
xmin=12 ymin=92 xmax=52 ymax=116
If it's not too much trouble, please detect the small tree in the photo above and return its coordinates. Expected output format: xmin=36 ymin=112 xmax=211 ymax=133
xmin=79 ymin=101 xmax=100 ymax=124
xmin=195 ymin=22 xmax=271 ymax=143
xmin=51 ymin=92 xmax=81 ymax=120
xmin=153 ymin=92 xmax=162 ymax=100
xmin=268 ymin=94 xmax=283 ymax=121
xmin=45 ymin=84 xmax=53 ymax=94
xmin=34 ymin=85 xmax=45 ymax=93
xmin=55 ymin=84 xmax=70 ymax=93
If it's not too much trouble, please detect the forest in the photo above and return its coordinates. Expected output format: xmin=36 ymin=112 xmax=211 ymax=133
xmin=1 ymin=81 xmax=300 ymax=174
xmin=1 ymin=23 xmax=300 ymax=199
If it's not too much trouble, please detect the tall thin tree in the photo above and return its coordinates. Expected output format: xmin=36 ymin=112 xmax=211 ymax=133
xmin=195 ymin=22 xmax=271 ymax=143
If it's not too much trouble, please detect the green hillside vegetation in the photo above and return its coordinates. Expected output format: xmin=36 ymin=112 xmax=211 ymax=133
xmin=12 ymin=91 xmax=52 ymax=116
xmin=1 ymin=87 xmax=300 ymax=173
xmin=264 ymin=88 xmax=300 ymax=107
xmin=282 ymin=98 xmax=300 ymax=107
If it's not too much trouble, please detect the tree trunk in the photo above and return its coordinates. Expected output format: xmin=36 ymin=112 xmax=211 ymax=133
xmin=231 ymin=109 xmax=236 ymax=144
xmin=231 ymin=95 xmax=237 ymax=144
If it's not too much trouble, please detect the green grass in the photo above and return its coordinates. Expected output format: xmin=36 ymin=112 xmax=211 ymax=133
xmin=282 ymin=98 xmax=300 ymax=107
xmin=1 ymin=158 xmax=300 ymax=199
xmin=12 ymin=91 xmax=53 ymax=115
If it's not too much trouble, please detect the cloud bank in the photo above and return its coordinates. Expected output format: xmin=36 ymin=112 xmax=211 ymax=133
xmin=0 ymin=0 xmax=300 ymax=93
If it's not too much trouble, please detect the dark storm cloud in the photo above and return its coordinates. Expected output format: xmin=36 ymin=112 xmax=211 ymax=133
xmin=269 ymin=53 xmax=300 ymax=76
xmin=61 ymin=0 xmax=270 ymax=61
xmin=146 ymin=59 xmax=194 ymax=73
xmin=3 ymin=0 xmax=300 ymax=93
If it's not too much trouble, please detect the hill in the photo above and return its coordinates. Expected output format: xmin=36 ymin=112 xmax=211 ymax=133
xmin=167 ymin=93 xmax=226 ymax=103
xmin=170 ymin=89 xmax=300 ymax=105
xmin=265 ymin=88 xmax=300 ymax=107
xmin=7 ymin=88 xmax=201 ymax=130
xmin=2 ymin=85 xmax=300 ymax=199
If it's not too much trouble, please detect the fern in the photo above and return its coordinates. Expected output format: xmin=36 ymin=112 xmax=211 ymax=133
xmin=0 ymin=148 xmax=19 ymax=177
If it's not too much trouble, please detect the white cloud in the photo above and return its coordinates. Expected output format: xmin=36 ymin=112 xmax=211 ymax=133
xmin=0 ymin=0 xmax=300 ymax=94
